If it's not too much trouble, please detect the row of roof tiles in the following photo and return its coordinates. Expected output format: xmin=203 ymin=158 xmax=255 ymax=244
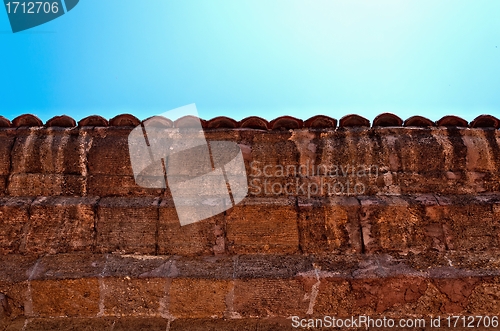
xmin=0 ymin=113 xmax=499 ymax=130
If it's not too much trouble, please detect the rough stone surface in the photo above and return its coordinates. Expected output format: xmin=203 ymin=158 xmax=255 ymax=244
xmin=0 ymin=126 xmax=499 ymax=326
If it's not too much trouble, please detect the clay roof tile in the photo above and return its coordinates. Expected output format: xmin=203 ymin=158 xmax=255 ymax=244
xmin=206 ymin=116 xmax=239 ymax=129
xmin=339 ymin=114 xmax=370 ymax=128
xmin=436 ymin=115 xmax=468 ymax=128
xmin=403 ymin=116 xmax=435 ymax=127
xmin=239 ymin=116 xmax=269 ymax=130
xmin=470 ymin=115 xmax=500 ymax=129
xmin=269 ymin=116 xmax=303 ymax=130
xmin=12 ymin=114 xmax=43 ymax=127
xmin=109 ymin=114 xmax=141 ymax=127
xmin=78 ymin=115 xmax=109 ymax=127
xmin=303 ymin=115 xmax=337 ymax=129
xmin=372 ymin=113 xmax=403 ymax=127
xmin=46 ymin=115 xmax=76 ymax=127
xmin=0 ymin=116 xmax=11 ymax=128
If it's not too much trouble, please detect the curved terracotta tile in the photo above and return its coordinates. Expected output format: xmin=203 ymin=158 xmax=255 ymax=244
xmin=46 ymin=115 xmax=76 ymax=127
xmin=372 ymin=113 xmax=403 ymax=127
xmin=142 ymin=116 xmax=173 ymax=128
xmin=78 ymin=115 xmax=109 ymax=127
xmin=12 ymin=114 xmax=43 ymax=127
xmin=109 ymin=114 xmax=141 ymax=127
xmin=0 ymin=116 xmax=11 ymax=128
xmin=206 ymin=116 xmax=239 ymax=129
xmin=174 ymin=115 xmax=206 ymax=128
xmin=470 ymin=115 xmax=500 ymax=129
xmin=339 ymin=114 xmax=370 ymax=128
xmin=437 ymin=115 xmax=468 ymax=127
xmin=303 ymin=115 xmax=337 ymax=129
xmin=239 ymin=116 xmax=269 ymax=130
xmin=404 ymin=116 xmax=435 ymax=127
xmin=269 ymin=116 xmax=303 ymax=130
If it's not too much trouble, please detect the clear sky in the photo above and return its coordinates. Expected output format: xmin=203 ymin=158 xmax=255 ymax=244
xmin=1 ymin=0 xmax=499 ymax=122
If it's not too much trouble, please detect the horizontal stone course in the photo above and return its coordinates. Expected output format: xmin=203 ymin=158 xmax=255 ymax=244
xmin=0 ymin=127 xmax=498 ymax=197
xmin=0 ymin=125 xmax=499 ymax=324
xmin=0 ymin=253 xmax=499 ymax=323
xmin=0 ymin=194 xmax=499 ymax=255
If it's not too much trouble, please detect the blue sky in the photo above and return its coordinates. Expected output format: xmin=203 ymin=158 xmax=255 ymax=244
xmin=1 ymin=0 xmax=499 ymax=122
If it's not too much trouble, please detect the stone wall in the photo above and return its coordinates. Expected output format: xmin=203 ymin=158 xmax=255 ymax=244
xmin=0 ymin=113 xmax=499 ymax=330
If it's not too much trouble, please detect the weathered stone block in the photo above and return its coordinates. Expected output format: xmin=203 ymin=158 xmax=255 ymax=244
xmin=169 ymin=318 xmax=259 ymax=331
xmin=297 ymin=197 xmax=361 ymax=254
xmin=233 ymin=279 xmax=309 ymax=317
xmin=112 ymin=317 xmax=168 ymax=331
xmin=0 ymin=130 xmax=15 ymax=177
xmin=0 ymin=198 xmax=31 ymax=254
xmin=25 ymin=197 xmax=98 ymax=254
xmin=97 ymin=197 xmax=159 ymax=254
xmin=102 ymin=277 xmax=166 ymax=317
xmin=23 ymin=318 xmax=115 ymax=331
xmin=359 ymin=196 xmax=431 ymax=254
xmin=87 ymin=128 xmax=134 ymax=175
xmin=226 ymin=198 xmax=299 ymax=254
xmin=31 ymin=278 xmax=100 ymax=317
xmin=158 ymin=199 xmax=223 ymax=256
xmin=169 ymin=278 xmax=231 ymax=318
xmin=427 ymin=195 xmax=500 ymax=251
xmin=7 ymin=174 xmax=86 ymax=196
xmin=10 ymin=128 xmax=84 ymax=175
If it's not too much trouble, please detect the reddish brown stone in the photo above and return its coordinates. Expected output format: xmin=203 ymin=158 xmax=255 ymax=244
xmin=169 ymin=278 xmax=231 ymax=318
xmin=158 ymin=199 xmax=223 ymax=256
xmin=358 ymin=196 xmax=430 ymax=254
xmin=10 ymin=128 xmax=84 ymax=175
xmin=226 ymin=198 xmax=299 ymax=254
xmin=31 ymin=278 xmax=100 ymax=317
xmin=297 ymin=197 xmax=361 ymax=254
xmin=102 ymin=277 xmax=166 ymax=317
xmin=169 ymin=318 xmax=259 ymax=331
xmin=112 ymin=318 xmax=168 ymax=331
xmin=25 ymin=197 xmax=98 ymax=254
xmin=233 ymin=279 xmax=309 ymax=317
xmin=86 ymin=175 xmax=163 ymax=197
xmin=0 ymin=198 xmax=32 ymax=254
xmin=87 ymin=128 xmax=134 ymax=175
xmin=8 ymin=174 xmax=85 ymax=196
xmin=96 ymin=197 xmax=159 ymax=254
xmin=22 ymin=318 xmax=115 ymax=331
xmin=0 ymin=131 xmax=15 ymax=176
